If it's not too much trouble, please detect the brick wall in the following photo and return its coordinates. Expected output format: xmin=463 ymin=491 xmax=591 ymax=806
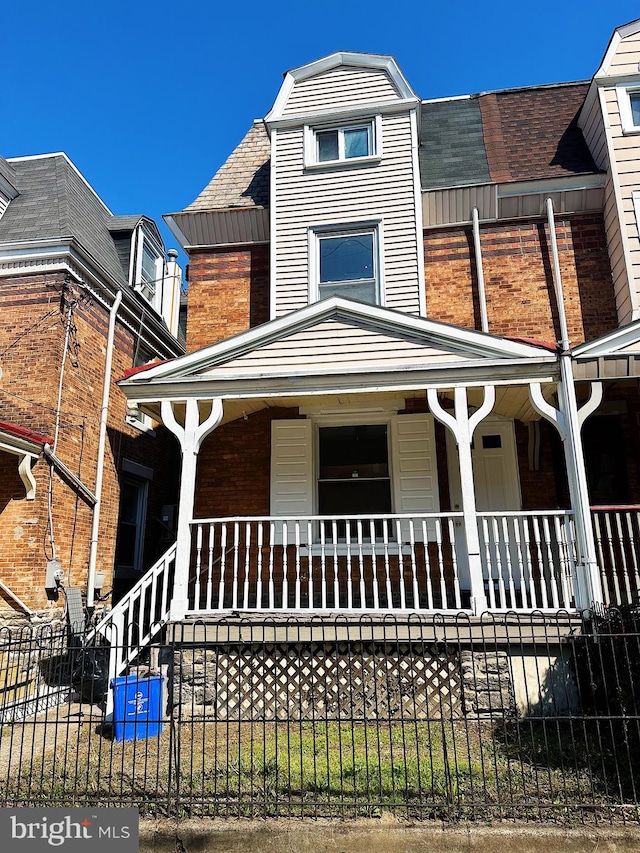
xmin=186 ymin=245 xmax=269 ymax=352
xmin=195 ymin=408 xmax=300 ymax=518
xmin=424 ymin=213 xmax=617 ymax=344
xmin=0 ymin=274 xmax=179 ymax=613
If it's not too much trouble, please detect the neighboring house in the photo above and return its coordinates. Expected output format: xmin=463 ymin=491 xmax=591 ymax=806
xmin=115 ymin=19 xmax=640 ymax=659
xmin=0 ymin=152 xmax=184 ymax=624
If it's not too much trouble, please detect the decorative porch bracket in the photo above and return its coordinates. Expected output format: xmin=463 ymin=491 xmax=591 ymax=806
xmin=529 ymin=371 xmax=604 ymax=609
xmin=0 ymin=441 xmax=38 ymax=500
xmin=161 ymin=397 xmax=224 ymax=620
xmin=427 ymin=385 xmax=495 ymax=614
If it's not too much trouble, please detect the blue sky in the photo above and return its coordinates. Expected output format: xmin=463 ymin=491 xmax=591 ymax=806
xmin=2 ymin=2 xmax=639 ymax=260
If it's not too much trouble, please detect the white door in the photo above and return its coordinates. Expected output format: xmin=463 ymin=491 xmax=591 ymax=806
xmin=446 ymin=418 xmax=522 ymax=599
xmin=446 ymin=418 xmax=521 ymax=512
xmin=470 ymin=420 xmax=521 ymax=511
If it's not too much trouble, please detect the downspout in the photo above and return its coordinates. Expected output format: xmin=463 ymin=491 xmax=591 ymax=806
xmin=86 ymin=289 xmax=123 ymax=612
xmin=471 ymin=208 xmax=489 ymax=333
xmin=545 ymin=197 xmax=602 ymax=606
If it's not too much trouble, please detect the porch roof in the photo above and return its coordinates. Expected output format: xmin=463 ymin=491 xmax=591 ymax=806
xmin=572 ymin=319 xmax=640 ymax=380
xmin=118 ymin=297 xmax=560 ymax=416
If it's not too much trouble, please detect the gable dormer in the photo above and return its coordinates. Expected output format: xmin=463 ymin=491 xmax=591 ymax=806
xmin=265 ymin=53 xmax=425 ymax=319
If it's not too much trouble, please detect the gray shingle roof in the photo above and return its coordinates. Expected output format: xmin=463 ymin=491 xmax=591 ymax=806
xmin=419 ymin=97 xmax=491 ymax=189
xmin=0 ymin=154 xmax=164 ymax=287
xmin=178 ymin=80 xmax=597 ymax=217
xmin=186 ymin=122 xmax=270 ymax=211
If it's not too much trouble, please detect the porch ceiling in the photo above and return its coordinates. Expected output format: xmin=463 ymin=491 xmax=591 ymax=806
xmin=139 ymin=383 xmax=545 ymax=428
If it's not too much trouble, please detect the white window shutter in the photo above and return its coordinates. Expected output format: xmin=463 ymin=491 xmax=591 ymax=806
xmin=390 ymin=413 xmax=440 ymax=541
xmin=270 ymin=419 xmax=313 ymax=517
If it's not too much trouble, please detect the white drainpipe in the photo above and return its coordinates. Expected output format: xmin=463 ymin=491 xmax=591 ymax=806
xmin=86 ymin=289 xmax=123 ymax=611
xmin=545 ymin=197 xmax=602 ymax=606
xmin=471 ymin=207 xmax=489 ymax=333
xmin=545 ymin=197 xmax=570 ymax=350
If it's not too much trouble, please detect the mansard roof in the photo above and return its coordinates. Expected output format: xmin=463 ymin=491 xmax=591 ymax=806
xmin=178 ymin=74 xmax=597 ymax=221
xmin=184 ymin=122 xmax=270 ymax=212
xmin=0 ymin=153 xmax=165 ymax=288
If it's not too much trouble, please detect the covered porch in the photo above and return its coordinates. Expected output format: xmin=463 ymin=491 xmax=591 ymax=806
xmin=115 ymin=297 xmax=637 ymax=622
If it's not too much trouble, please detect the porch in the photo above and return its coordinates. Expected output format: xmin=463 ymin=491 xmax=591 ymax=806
xmin=187 ymin=510 xmax=578 ymax=614
xmin=115 ymin=298 xmax=640 ymax=632
xmin=186 ymin=508 xmax=639 ymax=616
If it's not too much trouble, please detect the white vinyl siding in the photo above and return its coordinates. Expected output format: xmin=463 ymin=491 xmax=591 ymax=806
xmin=203 ymin=318 xmax=468 ymax=378
xmin=601 ymin=79 xmax=640 ymax=324
xmin=273 ymin=111 xmax=422 ymax=317
xmin=270 ymin=420 xmax=313 ymax=517
xmin=579 ymin=87 xmax=609 ymax=171
xmin=0 ymin=193 xmax=9 ymax=222
xmin=608 ymin=33 xmax=640 ymax=75
xmin=282 ymin=65 xmax=400 ymax=116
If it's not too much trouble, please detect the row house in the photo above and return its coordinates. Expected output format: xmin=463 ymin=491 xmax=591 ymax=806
xmin=0 ymin=152 xmax=184 ymax=624
xmin=111 ymin=19 xmax=640 ymax=664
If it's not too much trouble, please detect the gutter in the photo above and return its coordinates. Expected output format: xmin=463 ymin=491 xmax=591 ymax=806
xmin=86 ymin=289 xmax=122 ymax=612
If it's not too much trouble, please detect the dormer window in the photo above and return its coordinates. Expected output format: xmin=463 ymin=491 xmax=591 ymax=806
xmin=133 ymin=227 xmax=163 ymax=309
xmin=617 ymin=84 xmax=640 ymax=134
xmin=317 ymin=123 xmax=372 ymax=162
xmin=304 ymin=116 xmax=381 ymax=168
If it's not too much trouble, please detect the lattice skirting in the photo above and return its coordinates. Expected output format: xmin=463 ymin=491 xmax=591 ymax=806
xmin=173 ymin=642 xmax=462 ymax=720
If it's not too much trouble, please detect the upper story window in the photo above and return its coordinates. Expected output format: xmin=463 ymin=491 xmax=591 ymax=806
xmin=617 ymin=84 xmax=640 ymax=134
xmin=133 ymin=227 xmax=164 ymax=310
xmin=304 ymin=116 xmax=381 ymax=168
xmin=312 ymin=225 xmax=380 ymax=304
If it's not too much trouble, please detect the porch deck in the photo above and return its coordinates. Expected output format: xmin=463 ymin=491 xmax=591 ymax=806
xmin=168 ymin=609 xmax=584 ymax=645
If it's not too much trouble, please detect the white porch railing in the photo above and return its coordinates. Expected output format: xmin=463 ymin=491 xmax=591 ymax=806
xmin=188 ymin=511 xmax=578 ymax=613
xmin=87 ymin=542 xmax=176 ymax=680
xmin=477 ymin=511 xmax=576 ymax=611
xmin=189 ymin=513 xmax=464 ymax=612
xmin=592 ymin=506 xmax=640 ymax=606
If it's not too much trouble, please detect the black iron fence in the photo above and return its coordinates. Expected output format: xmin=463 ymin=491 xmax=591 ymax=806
xmin=0 ymin=609 xmax=639 ymax=822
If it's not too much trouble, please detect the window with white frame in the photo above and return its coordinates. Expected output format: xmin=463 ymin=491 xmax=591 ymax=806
xmin=617 ymin=85 xmax=640 ymax=133
xmin=313 ymin=226 xmax=380 ymax=304
xmin=133 ymin=227 xmax=164 ymax=310
xmin=305 ymin=117 xmax=380 ymax=167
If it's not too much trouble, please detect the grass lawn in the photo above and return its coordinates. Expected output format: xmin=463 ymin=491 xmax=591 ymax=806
xmin=1 ymin=709 xmax=631 ymax=821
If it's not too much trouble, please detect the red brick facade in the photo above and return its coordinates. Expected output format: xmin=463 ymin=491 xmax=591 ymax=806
xmin=0 ymin=274 xmax=179 ymax=615
xmin=186 ymin=245 xmax=269 ymax=352
xmin=185 ymin=210 xmax=631 ymax=525
xmin=424 ymin=213 xmax=618 ymax=344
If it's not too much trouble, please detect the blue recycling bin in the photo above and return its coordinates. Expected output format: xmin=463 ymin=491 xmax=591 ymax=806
xmin=111 ymin=675 xmax=164 ymax=741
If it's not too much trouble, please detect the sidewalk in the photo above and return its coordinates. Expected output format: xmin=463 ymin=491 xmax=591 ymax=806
xmin=140 ymin=817 xmax=640 ymax=853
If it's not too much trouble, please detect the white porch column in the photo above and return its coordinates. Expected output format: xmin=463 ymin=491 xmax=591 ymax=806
xmin=529 ymin=370 xmax=603 ymax=609
xmin=427 ymin=385 xmax=495 ymax=614
xmin=161 ymin=397 xmax=223 ymax=620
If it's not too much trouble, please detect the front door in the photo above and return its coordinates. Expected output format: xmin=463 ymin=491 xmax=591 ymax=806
xmin=446 ymin=417 xmax=522 ymax=512
xmin=446 ymin=418 xmax=522 ymax=599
